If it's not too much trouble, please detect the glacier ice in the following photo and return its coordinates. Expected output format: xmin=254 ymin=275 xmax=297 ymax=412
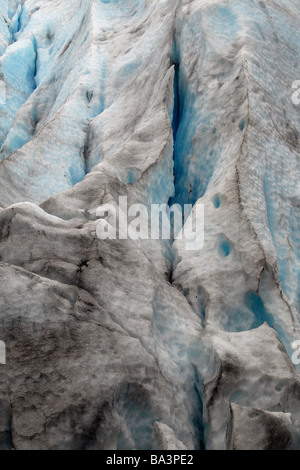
xmin=0 ymin=0 xmax=299 ymax=450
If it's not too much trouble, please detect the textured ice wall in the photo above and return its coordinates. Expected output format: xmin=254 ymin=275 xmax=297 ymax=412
xmin=0 ymin=0 xmax=300 ymax=450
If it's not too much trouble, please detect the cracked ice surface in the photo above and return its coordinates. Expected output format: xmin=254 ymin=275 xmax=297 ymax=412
xmin=0 ymin=0 xmax=300 ymax=450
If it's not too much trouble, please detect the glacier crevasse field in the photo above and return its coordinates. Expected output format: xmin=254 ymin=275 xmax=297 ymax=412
xmin=0 ymin=0 xmax=300 ymax=450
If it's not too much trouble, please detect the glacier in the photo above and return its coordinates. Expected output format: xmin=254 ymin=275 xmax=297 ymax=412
xmin=0 ymin=0 xmax=300 ymax=450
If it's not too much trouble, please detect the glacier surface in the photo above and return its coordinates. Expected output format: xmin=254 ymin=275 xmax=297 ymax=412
xmin=0 ymin=0 xmax=300 ymax=450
